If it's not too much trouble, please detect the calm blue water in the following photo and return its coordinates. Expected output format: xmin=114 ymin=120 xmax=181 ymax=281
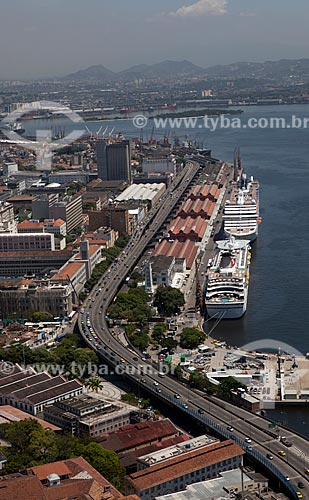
xmin=24 ymin=105 xmax=309 ymax=435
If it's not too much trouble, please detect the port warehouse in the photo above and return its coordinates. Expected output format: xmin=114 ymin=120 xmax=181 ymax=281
xmin=144 ymin=174 xmax=224 ymax=288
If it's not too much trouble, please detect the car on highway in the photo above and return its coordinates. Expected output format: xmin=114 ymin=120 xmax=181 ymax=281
xmin=153 ymin=381 xmax=159 ymax=386
xmin=246 ymin=446 xmax=253 ymax=452
xmin=306 ymin=469 xmax=309 ymax=476
xmin=278 ymin=450 xmax=286 ymax=457
xmin=245 ymin=438 xmax=252 ymax=443
xmin=182 ymin=403 xmax=188 ymax=409
xmin=296 ymin=493 xmax=303 ymax=499
xmin=266 ymin=453 xmax=274 ymax=460
xmin=156 ymin=388 xmax=162 ymax=393
xmin=174 ymin=394 xmax=180 ymax=399
xmin=198 ymin=409 xmax=204 ymax=414
xmin=298 ymin=482 xmax=305 ymax=489
xmin=227 ymin=426 xmax=234 ymax=432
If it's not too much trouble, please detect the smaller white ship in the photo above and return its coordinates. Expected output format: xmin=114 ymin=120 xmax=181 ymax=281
xmin=223 ymin=150 xmax=261 ymax=242
xmin=205 ymin=236 xmax=251 ymax=319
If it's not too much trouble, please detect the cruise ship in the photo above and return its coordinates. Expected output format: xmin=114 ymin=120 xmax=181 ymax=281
xmin=223 ymin=159 xmax=260 ymax=242
xmin=205 ymin=237 xmax=251 ymax=319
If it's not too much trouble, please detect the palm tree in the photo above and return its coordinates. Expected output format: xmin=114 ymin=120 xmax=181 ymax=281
xmin=85 ymin=377 xmax=104 ymax=392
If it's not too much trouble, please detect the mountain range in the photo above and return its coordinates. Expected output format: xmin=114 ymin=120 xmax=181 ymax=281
xmin=63 ymin=58 xmax=309 ymax=82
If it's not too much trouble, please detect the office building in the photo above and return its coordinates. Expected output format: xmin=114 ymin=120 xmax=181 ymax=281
xmin=32 ymin=193 xmax=59 ymax=220
xmin=18 ymin=218 xmax=67 ymax=237
xmin=48 ymin=170 xmax=89 ymax=185
xmin=0 ymin=249 xmax=72 ymax=277
xmin=3 ymin=162 xmax=18 ymax=177
xmin=43 ymin=394 xmax=133 ymax=437
xmin=0 ymin=279 xmax=73 ymax=319
xmin=0 ymin=202 xmax=14 ymax=225
xmin=0 ymin=232 xmax=55 ymax=252
xmin=88 ymin=205 xmax=131 ymax=235
xmin=97 ymin=140 xmax=132 ymax=183
xmin=50 ymin=195 xmax=83 ymax=233
xmin=0 ymin=201 xmax=16 ymax=232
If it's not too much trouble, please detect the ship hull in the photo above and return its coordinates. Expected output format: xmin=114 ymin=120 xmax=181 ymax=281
xmin=206 ymin=280 xmax=248 ymax=320
xmin=206 ymin=302 xmax=247 ymax=319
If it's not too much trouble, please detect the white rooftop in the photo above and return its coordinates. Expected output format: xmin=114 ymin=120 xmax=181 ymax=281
xmin=115 ymin=183 xmax=165 ymax=202
xmin=155 ymin=469 xmax=252 ymax=500
xmin=138 ymin=434 xmax=218 ymax=466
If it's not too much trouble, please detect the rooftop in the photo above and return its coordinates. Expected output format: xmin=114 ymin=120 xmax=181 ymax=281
xmin=126 ymin=440 xmax=244 ymax=492
xmin=0 ymin=405 xmax=60 ymax=431
xmin=152 ymin=239 xmax=198 ymax=269
xmin=155 ymin=469 xmax=257 ymax=500
xmin=17 ymin=220 xmax=44 ymax=230
xmin=138 ymin=434 xmax=219 ymax=466
xmin=150 ymin=255 xmax=174 ymax=272
xmin=50 ymin=260 xmax=85 ymax=281
xmin=115 ymin=183 xmax=165 ymax=202
xmin=98 ymin=418 xmax=180 ymax=453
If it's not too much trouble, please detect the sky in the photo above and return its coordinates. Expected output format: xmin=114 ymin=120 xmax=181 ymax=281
xmin=0 ymin=0 xmax=309 ymax=79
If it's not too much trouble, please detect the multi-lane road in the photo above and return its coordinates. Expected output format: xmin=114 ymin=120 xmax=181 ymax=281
xmin=78 ymin=161 xmax=309 ymax=500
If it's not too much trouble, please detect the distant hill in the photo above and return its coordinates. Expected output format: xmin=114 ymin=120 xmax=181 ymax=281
xmin=204 ymin=58 xmax=309 ymax=80
xmin=63 ymin=58 xmax=309 ymax=82
xmin=63 ymin=60 xmax=204 ymax=82
xmin=64 ymin=65 xmax=116 ymax=81
xmin=119 ymin=60 xmax=204 ymax=80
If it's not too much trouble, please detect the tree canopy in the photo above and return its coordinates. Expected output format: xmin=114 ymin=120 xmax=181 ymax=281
xmin=0 ymin=419 xmax=125 ymax=487
xmin=0 ymin=334 xmax=99 ymax=378
xmin=153 ymin=286 xmax=184 ymax=316
xmin=179 ymin=327 xmax=206 ymax=349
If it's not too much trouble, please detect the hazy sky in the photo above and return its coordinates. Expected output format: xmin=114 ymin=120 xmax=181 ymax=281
xmin=0 ymin=0 xmax=308 ymax=79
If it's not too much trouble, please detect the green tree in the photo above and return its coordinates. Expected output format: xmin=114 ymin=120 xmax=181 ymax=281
xmin=153 ymin=286 xmax=184 ymax=316
xmin=0 ymin=419 xmax=40 ymax=455
xmin=131 ymin=332 xmax=150 ymax=350
xmin=161 ymin=336 xmax=178 ymax=351
xmin=174 ymin=364 xmax=183 ymax=380
xmin=73 ymin=442 xmax=125 ymax=488
xmin=152 ymin=323 xmax=167 ymax=344
xmin=31 ymin=311 xmax=54 ymax=322
xmin=179 ymin=327 xmax=206 ymax=349
xmin=121 ymin=393 xmax=138 ymax=406
xmin=189 ymin=371 xmax=208 ymax=390
xmin=27 ymin=428 xmax=58 ymax=462
xmin=217 ymin=377 xmax=246 ymax=400
xmin=85 ymin=377 xmax=104 ymax=392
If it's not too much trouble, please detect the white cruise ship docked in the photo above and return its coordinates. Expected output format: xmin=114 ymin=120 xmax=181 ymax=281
xmin=205 ymin=237 xmax=251 ymax=319
xmin=223 ymin=174 xmax=260 ymax=242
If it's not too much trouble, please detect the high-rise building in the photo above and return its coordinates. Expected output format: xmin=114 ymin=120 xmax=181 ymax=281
xmin=50 ymin=195 xmax=83 ymax=233
xmin=96 ymin=140 xmax=131 ymax=183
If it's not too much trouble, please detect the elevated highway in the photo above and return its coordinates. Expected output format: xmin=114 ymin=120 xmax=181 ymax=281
xmin=78 ymin=161 xmax=309 ymax=500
